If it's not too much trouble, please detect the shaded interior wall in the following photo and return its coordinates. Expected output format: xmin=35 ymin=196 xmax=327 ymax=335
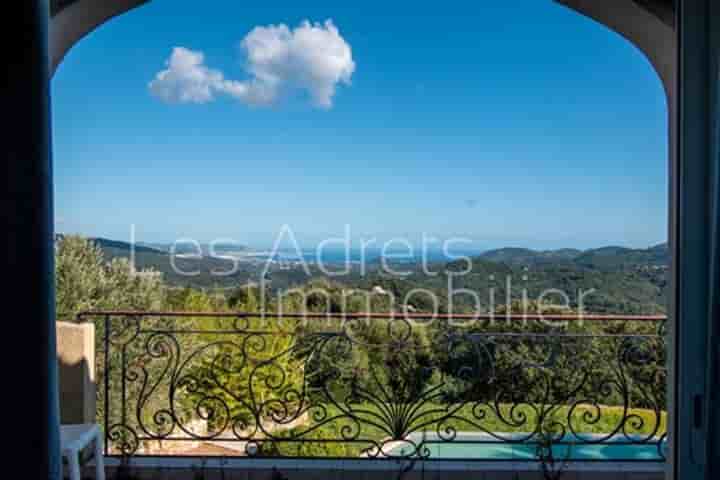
xmin=632 ymin=0 xmax=674 ymax=28
xmin=51 ymin=0 xmax=80 ymax=17
xmin=49 ymin=0 xmax=149 ymax=75
xmin=555 ymin=0 xmax=675 ymax=97
xmin=96 ymin=460 xmax=665 ymax=480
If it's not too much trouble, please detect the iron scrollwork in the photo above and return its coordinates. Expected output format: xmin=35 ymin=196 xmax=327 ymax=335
xmin=90 ymin=312 xmax=667 ymax=461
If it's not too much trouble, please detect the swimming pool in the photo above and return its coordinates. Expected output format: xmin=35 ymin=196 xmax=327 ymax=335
xmin=383 ymin=432 xmax=666 ymax=461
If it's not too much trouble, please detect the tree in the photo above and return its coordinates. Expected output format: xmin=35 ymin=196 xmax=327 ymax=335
xmin=55 ymin=235 xmax=165 ymax=321
xmin=55 ymin=235 xmax=166 ymax=448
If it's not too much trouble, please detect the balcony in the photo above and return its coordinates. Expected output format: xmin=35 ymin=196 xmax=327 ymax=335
xmin=69 ymin=311 xmax=667 ymax=479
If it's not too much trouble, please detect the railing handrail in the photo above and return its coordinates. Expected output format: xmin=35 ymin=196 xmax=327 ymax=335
xmin=77 ymin=310 xmax=666 ymax=322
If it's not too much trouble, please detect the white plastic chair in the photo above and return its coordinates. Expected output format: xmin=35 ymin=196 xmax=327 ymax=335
xmin=61 ymin=424 xmax=105 ymax=480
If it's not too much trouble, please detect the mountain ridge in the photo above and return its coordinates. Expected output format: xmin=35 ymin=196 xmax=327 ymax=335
xmin=64 ymin=236 xmax=670 ymax=312
xmin=478 ymin=243 xmax=668 ymax=268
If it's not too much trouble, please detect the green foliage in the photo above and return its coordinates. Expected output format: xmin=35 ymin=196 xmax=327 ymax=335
xmin=55 ymin=235 xmax=165 ymax=321
xmin=56 ymin=235 xmax=667 ymax=458
xmin=227 ymin=284 xmax=263 ymax=311
xmin=91 ymin=235 xmax=669 ymax=314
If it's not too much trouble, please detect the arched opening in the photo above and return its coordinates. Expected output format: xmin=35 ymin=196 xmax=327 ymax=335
xmin=48 ymin=0 xmax=679 ymax=476
xmin=6 ymin=2 xmax=715 ymax=480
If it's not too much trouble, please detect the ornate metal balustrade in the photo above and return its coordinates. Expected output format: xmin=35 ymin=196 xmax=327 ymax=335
xmin=80 ymin=311 xmax=667 ymax=462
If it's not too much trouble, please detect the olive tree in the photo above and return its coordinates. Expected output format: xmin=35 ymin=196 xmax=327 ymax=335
xmin=55 ymin=235 xmax=165 ymax=321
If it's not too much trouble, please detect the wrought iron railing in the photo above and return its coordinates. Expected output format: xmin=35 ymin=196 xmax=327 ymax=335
xmin=81 ymin=311 xmax=667 ymax=462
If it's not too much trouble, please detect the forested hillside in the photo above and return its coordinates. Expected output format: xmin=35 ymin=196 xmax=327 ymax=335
xmin=81 ymin=236 xmax=669 ymax=314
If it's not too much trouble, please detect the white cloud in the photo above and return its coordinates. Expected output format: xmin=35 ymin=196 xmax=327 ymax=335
xmin=149 ymin=20 xmax=355 ymax=109
xmin=148 ymin=47 xmax=224 ymax=104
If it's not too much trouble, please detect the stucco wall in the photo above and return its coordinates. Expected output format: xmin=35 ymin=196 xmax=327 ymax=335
xmin=50 ymin=0 xmax=149 ymax=75
xmin=56 ymin=321 xmax=95 ymax=425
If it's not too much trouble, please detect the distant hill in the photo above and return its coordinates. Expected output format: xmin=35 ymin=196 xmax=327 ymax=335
xmin=91 ymin=237 xmax=164 ymax=255
xmin=85 ymin=236 xmax=669 ymax=314
xmin=476 ymin=244 xmax=669 ymax=271
xmin=479 ymin=247 xmax=582 ymax=265
xmin=87 ymin=237 xmax=258 ymax=288
xmin=336 ymin=253 xmax=667 ymax=315
xmin=574 ymin=243 xmax=669 ymax=270
xmin=139 ymin=242 xmax=249 ymax=256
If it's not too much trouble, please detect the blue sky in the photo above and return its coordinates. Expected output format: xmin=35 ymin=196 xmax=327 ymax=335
xmin=52 ymin=0 xmax=668 ymax=250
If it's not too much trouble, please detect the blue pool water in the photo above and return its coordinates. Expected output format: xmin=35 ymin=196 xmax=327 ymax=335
xmin=385 ymin=432 xmax=666 ymax=461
